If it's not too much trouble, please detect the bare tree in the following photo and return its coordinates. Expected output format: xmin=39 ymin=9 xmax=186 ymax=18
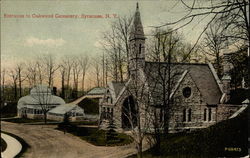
xmin=157 ymin=0 xmax=249 ymax=86
xmin=26 ymin=61 xmax=37 ymax=88
xmin=15 ymin=63 xmax=27 ymax=97
xmin=43 ymin=54 xmax=59 ymax=88
xmin=59 ymin=64 xmax=66 ymax=99
xmin=1 ymin=69 xmax=6 ymax=105
xmin=9 ymin=70 xmax=18 ymax=100
xmin=101 ymin=16 xmax=133 ymax=82
xmin=79 ymin=54 xmax=89 ymax=92
xmin=31 ymin=85 xmax=53 ymax=124
xmin=115 ymin=73 xmax=153 ymax=158
xmin=72 ymin=56 xmax=82 ymax=98
xmin=62 ymin=56 xmax=74 ymax=98
xmin=201 ymin=22 xmax=228 ymax=78
xmin=93 ymin=58 xmax=101 ymax=87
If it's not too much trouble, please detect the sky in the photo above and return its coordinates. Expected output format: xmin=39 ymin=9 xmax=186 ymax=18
xmin=1 ymin=0 xmax=213 ymax=88
xmin=1 ymin=0 xmax=211 ymax=68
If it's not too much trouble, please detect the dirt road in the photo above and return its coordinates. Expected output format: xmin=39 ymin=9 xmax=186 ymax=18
xmin=1 ymin=121 xmax=148 ymax=158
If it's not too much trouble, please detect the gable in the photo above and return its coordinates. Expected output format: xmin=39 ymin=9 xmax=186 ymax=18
xmin=144 ymin=62 xmax=222 ymax=105
xmin=173 ymin=72 xmax=204 ymax=104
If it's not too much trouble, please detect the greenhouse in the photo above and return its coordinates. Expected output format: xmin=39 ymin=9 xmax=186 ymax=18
xmin=17 ymin=85 xmax=65 ymax=119
xmin=48 ymin=104 xmax=85 ymax=121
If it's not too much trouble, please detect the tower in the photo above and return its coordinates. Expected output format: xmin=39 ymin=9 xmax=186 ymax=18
xmin=129 ymin=3 xmax=146 ymax=78
xmin=222 ymin=52 xmax=232 ymax=101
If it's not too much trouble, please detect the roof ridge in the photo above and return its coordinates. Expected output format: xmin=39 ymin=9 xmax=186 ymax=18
xmin=145 ymin=61 xmax=208 ymax=65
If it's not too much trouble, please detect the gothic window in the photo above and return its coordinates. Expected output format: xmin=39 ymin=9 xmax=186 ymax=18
xmin=204 ymin=108 xmax=207 ymax=121
xmin=183 ymin=87 xmax=191 ymax=98
xmin=139 ymin=44 xmax=142 ymax=54
xmin=107 ymin=97 xmax=111 ymax=103
xmin=111 ymin=108 xmax=114 ymax=117
xmin=188 ymin=109 xmax=192 ymax=122
xmin=208 ymin=108 xmax=212 ymax=121
xmin=183 ymin=109 xmax=186 ymax=122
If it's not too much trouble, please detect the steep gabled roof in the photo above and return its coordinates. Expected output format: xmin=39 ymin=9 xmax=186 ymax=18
xmin=144 ymin=62 xmax=222 ymax=105
xmin=108 ymin=81 xmax=126 ymax=99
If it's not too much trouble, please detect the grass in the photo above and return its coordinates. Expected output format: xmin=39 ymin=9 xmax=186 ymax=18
xmin=57 ymin=124 xmax=133 ymax=146
xmin=70 ymin=120 xmax=98 ymax=126
xmin=2 ymin=117 xmax=56 ymax=124
xmin=129 ymin=107 xmax=248 ymax=158
xmin=1 ymin=131 xmax=30 ymax=157
xmin=1 ymin=138 xmax=7 ymax=152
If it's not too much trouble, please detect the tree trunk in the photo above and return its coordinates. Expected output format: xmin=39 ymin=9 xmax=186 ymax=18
xmin=61 ymin=71 xmax=65 ymax=99
xmin=44 ymin=112 xmax=47 ymax=124
xmin=14 ymin=83 xmax=17 ymax=100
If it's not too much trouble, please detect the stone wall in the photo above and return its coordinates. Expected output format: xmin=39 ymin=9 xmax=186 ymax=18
xmin=216 ymin=104 xmax=241 ymax=122
xmin=169 ymin=73 xmax=216 ymax=132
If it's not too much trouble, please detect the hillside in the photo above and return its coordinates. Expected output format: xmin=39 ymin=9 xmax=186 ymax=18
xmin=132 ymin=107 xmax=248 ymax=158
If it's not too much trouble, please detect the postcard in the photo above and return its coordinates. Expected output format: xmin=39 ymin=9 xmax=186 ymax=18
xmin=1 ymin=0 xmax=249 ymax=158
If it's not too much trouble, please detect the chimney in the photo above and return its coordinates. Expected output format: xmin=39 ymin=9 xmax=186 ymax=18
xmin=221 ymin=52 xmax=232 ymax=101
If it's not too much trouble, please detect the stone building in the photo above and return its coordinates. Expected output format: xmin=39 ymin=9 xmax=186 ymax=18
xmin=99 ymin=3 xmax=247 ymax=132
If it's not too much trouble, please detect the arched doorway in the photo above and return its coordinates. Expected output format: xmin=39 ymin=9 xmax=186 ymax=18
xmin=121 ymin=96 xmax=138 ymax=130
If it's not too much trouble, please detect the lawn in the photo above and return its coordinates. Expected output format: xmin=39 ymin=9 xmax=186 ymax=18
xmin=57 ymin=124 xmax=133 ymax=146
xmin=1 ymin=131 xmax=30 ymax=157
xmin=129 ymin=107 xmax=248 ymax=158
xmin=2 ymin=117 xmax=56 ymax=124
xmin=1 ymin=138 xmax=7 ymax=152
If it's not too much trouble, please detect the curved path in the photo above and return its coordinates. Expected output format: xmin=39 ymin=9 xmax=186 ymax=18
xmin=1 ymin=121 xmax=149 ymax=158
xmin=1 ymin=133 xmax=22 ymax=158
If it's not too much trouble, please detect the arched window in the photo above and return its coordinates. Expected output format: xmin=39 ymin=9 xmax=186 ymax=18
xmin=204 ymin=108 xmax=207 ymax=121
xmin=107 ymin=97 xmax=111 ymax=103
xmin=183 ymin=109 xmax=186 ymax=122
xmin=188 ymin=109 xmax=192 ymax=122
xmin=139 ymin=44 xmax=142 ymax=54
xmin=183 ymin=87 xmax=191 ymax=98
xmin=208 ymin=108 xmax=212 ymax=121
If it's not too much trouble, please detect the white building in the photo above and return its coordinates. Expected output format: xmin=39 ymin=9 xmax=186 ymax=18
xmin=48 ymin=104 xmax=85 ymax=121
xmin=17 ymin=85 xmax=65 ymax=119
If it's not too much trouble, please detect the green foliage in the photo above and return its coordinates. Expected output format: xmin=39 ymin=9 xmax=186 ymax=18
xmin=106 ymin=120 xmax=118 ymax=143
xmin=78 ymin=98 xmax=99 ymax=114
xmin=0 ymin=102 xmax=17 ymax=118
xmin=229 ymin=49 xmax=248 ymax=88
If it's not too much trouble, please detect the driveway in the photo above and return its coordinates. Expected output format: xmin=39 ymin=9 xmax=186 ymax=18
xmin=1 ymin=133 xmax=22 ymax=158
xmin=1 ymin=121 xmax=149 ymax=158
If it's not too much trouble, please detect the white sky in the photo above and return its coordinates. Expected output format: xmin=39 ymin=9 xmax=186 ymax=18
xmin=1 ymin=0 xmax=212 ymax=70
